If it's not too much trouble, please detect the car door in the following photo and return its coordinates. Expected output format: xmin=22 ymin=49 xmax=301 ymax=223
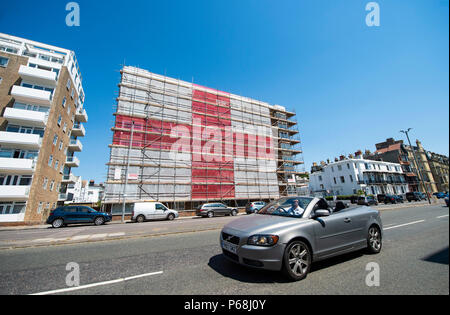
xmin=63 ymin=206 xmax=80 ymax=223
xmin=218 ymin=204 xmax=229 ymax=216
xmin=77 ymin=206 xmax=94 ymax=223
xmin=154 ymin=203 xmax=167 ymax=219
xmin=312 ymin=203 xmax=359 ymax=259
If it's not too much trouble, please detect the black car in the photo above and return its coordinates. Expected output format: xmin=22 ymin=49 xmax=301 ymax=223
xmin=384 ymin=194 xmax=404 ymax=204
xmin=406 ymin=192 xmax=424 ymax=202
xmin=376 ymin=194 xmax=386 ymax=203
xmin=196 ymin=203 xmax=238 ymax=218
xmin=46 ymin=206 xmax=112 ymax=228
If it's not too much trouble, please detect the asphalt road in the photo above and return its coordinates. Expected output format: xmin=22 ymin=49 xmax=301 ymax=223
xmin=0 ymin=203 xmax=447 ymax=295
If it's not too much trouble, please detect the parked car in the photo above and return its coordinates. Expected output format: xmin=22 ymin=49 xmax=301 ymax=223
xmin=376 ymin=194 xmax=386 ymax=203
xmin=46 ymin=206 xmax=112 ymax=228
xmin=384 ymin=194 xmax=404 ymax=204
xmin=245 ymin=201 xmax=266 ymax=214
xmin=406 ymin=192 xmax=424 ymax=202
xmin=445 ymin=197 xmax=449 ymax=207
xmin=131 ymin=202 xmax=179 ymax=223
xmin=196 ymin=203 xmax=238 ymax=218
xmin=357 ymin=196 xmax=378 ymax=206
xmin=220 ymin=196 xmax=383 ymax=281
xmin=433 ymin=192 xmax=448 ymax=199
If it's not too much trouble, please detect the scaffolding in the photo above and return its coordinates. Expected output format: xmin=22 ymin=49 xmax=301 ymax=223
xmin=105 ymin=66 xmax=305 ymax=212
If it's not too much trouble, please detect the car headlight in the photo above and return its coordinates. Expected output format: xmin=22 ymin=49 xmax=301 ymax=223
xmin=247 ymin=235 xmax=279 ymax=246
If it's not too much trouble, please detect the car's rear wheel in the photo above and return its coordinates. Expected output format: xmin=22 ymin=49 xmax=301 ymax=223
xmin=231 ymin=209 xmax=238 ymax=216
xmin=136 ymin=215 xmax=145 ymax=223
xmin=367 ymin=226 xmax=382 ymax=254
xmin=94 ymin=216 xmax=105 ymax=226
xmin=283 ymin=241 xmax=311 ymax=281
xmin=52 ymin=218 xmax=64 ymax=228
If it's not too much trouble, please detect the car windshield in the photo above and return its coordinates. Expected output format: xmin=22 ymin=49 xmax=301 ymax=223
xmin=258 ymin=197 xmax=314 ymax=218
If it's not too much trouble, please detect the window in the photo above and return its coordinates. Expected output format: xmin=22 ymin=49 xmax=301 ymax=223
xmin=37 ymin=202 xmax=43 ymax=214
xmin=43 ymin=177 xmax=48 ymax=190
xmin=63 ymin=123 xmax=67 ymax=133
xmin=0 ymin=56 xmax=9 ymax=67
xmin=62 ymin=97 xmax=66 ymax=107
xmin=333 ymin=177 xmax=337 ymax=184
xmin=70 ymin=89 xmax=75 ymax=99
xmin=349 ymin=175 xmax=354 ymax=182
xmin=66 ymin=79 xmax=71 ymax=90
xmin=49 ymin=180 xmax=55 ymax=191
xmin=53 ymin=134 xmax=58 ymax=145
xmin=67 ymin=104 xmax=71 ymax=115
xmin=54 ymin=160 xmax=59 ymax=170
xmin=338 ymin=165 xmax=342 ymax=171
xmin=347 ymin=163 xmax=350 ymax=169
xmin=318 ymin=175 xmax=322 ymax=181
xmin=48 ymin=155 xmax=53 ymax=167
xmin=57 ymin=115 xmax=62 ymax=126
xmin=59 ymin=140 xmax=63 ymax=151
xmin=331 ymin=166 xmax=334 ymax=172
xmin=0 ymin=77 xmax=2 ymax=85
xmin=340 ymin=176 xmax=345 ymax=183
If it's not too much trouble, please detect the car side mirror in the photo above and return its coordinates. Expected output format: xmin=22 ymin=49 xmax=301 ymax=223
xmin=313 ymin=210 xmax=330 ymax=218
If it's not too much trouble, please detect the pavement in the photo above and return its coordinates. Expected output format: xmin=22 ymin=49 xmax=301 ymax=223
xmin=0 ymin=202 xmax=448 ymax=295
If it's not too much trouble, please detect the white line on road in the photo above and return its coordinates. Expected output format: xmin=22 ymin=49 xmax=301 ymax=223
xmin=437 ymin=214 xmax=449 ymax=219
xmin=384 ymin=220 xmax=425 ymax=230
xmin=29 ymin=271 xmax=163 ymax=295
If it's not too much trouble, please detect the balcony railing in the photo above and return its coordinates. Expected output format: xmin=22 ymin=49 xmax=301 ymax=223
xmin=3 ymin=107 xmax=48 ymax=127
xmin=0 ymin=157 xmax=37 ymax=174
xmin=11 ymin=85 xmax=52 ymax=106
xmin=18 ymin=65 xmax=57 ymax=87
xmin=0 ymin=186 xmax=30 ymax=201
xmin=0 ymin=131 xmax=42 ymax=150
xmin=68 ymin=139 xmax=83 ymax=151
xmin=71 ymin=123 xmax=85 ymax=137
xmin=65 ymin=156 xmax=80 ymax=167
xmin=75 ymin=108 xmax=88 ymax=123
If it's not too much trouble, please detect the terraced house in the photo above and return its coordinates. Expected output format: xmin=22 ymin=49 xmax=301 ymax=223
xmin=0 ymin=33 xmax=87 ymax=224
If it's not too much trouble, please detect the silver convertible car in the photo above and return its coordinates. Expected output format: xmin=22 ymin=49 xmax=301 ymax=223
xmin=220 ymin=196 xmax=383 ymax=281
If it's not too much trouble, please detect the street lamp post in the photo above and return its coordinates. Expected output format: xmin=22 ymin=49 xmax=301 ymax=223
xmin=400 ymin=128 xmax=431 ymax=204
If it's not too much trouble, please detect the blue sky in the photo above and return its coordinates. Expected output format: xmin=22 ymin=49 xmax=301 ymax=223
xmin=1 ymin=0 xmax=448 ymax=183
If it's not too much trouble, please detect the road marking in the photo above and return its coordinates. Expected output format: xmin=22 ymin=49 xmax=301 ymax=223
xmin=437 ymin=214 xmax=449 ymax=219
xmin=71 ymin=235 xmax=91 ymax=241
xmin=29 ymin=271 xmax=163 ymax=295
xmin=384 ymin=220 xmax=425 ymax=230
xmin=88 ymin=234 xmax=108 ymax=239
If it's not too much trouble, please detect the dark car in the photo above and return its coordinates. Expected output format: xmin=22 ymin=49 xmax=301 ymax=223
xmin=357 ymin=196 xmax=378 ymax=206
xmin=384 ymin=194 xmax=404 ymax=204
xmin=445 ymin=197 xmax=449 ymax=207
xmin=406 ymin=192 xmax=424 ymax=202
xmin=245 ymin=201 xmax=266 ymax=214
xmin=433 ymin=192 xmax=448 ymax=199
xmin=376 ymin=194 xmax=386 ymax=203
xmin=46 ymin=206 xmax=112 ymax=228
xmin=196 ymin=203 xmax=238 ymax=218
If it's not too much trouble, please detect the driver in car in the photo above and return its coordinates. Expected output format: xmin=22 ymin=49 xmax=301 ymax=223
xmin=288 ymin=199 xmax=304 ymax=216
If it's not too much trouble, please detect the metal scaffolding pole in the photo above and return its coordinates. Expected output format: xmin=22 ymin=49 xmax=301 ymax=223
xmin=122 ymin=121 xmax=135 ymax=222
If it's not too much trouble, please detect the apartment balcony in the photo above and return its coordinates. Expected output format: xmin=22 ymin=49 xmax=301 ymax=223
xmin=65 ymin=156 xmax=80 ymax=167
xmin=61 ymin=173 xmax=77 ymax=184
xmin=3 ymin=107 xmax=48 ymax=127
xmin=0 ymin=131 xmax=41 ymax=150
xmin=11 ymin=85 xmax=52 ymax=106
xmin=0 ymin=157 xmax=36 ymax=175
xmin=18 ymin=65 xmax=57 ymax=87
xmin=0 ymin=186 xmax=30 ymax=201
xmin=75 ymin=108 xmax=88 ymax=123
xmin=68 ymin=139 xmax=83 ymax=152
xmin=71 ymin=123 xmax=85 ymax=137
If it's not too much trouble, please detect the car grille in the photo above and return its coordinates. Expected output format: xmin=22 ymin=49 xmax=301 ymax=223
xmin=222 ymin=232 xmax=240 ymax=245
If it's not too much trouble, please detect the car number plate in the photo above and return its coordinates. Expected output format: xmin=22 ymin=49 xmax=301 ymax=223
xmin=222 ymin=240 xmax=238 ymax=254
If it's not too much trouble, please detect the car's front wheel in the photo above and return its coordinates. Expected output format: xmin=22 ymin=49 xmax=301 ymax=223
xmin=207 ymin=211 xmax=214 ymax=218
xmin=94 ymin=216 xmax=105 ymax=226
xmin=167 ymin=213 xmax=175 ymax=221
xmin=52 ymin=218 xmax=64 ymax=228
xmin=283 ymin=241 xmax=311 ymax=281
xmin=367 ymin=225 xmax=382 ymax=254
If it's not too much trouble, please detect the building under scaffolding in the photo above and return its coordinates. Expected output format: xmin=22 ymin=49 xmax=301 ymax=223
xmin=104 ymin=66 xmax=306 ymax=213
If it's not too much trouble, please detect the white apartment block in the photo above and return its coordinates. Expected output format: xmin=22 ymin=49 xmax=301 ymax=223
xmin=309 ymin=156 xmax=409 ymax=196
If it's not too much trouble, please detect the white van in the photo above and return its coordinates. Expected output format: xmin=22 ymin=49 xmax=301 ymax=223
xmin=131 ymin=202 xmax=179 ymax=223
